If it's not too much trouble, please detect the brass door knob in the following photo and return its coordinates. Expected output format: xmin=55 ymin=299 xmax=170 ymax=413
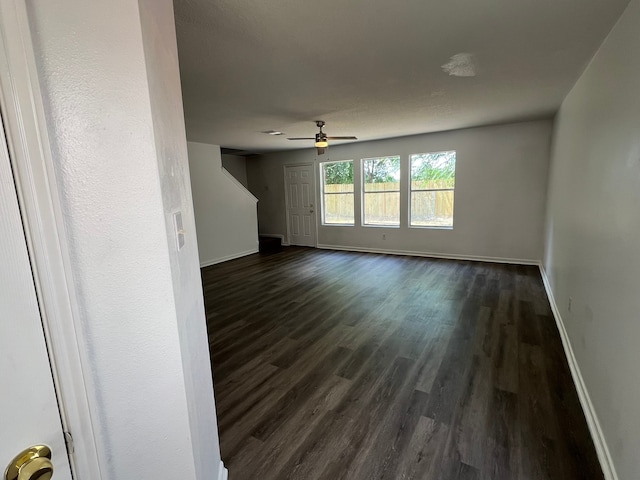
xmin=4 ymin=445 xmax=53 ymax=480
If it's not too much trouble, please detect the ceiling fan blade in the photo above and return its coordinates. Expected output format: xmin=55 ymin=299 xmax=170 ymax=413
xmin=327 ymin=136 xmax=358 ymax=140
xmin=287 ymin=137 xmax=315 ymax=140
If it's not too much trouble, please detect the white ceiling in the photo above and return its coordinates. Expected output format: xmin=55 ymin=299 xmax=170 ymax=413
xmin=174 ymin=0 xmax=629 ymax=153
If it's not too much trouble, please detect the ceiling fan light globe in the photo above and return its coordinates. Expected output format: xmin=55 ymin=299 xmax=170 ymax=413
xmin=315 ymin=140 xmax=329 ymax=148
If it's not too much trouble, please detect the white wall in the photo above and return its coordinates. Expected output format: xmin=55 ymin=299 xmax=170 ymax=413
xmin=189 ymin=142 xmax=259 ymax=266
xmin=137 ymin=3 xmax=223 ymax=479
xmin=248 ymin=120 xmax=552 ymax=262
xmin=543 ymin=1 xmax=640 ymax=478
xmin=26 ymin=1 xmax=224 ymax=479
xmin=221 ymin=153 xmax=249 ymax=188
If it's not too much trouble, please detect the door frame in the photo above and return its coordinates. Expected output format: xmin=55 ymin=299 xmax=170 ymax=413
xmin=0 ymin=1 xmax=102 ymax=478
xmin=283 ymin=162 xmax=318 ymax=247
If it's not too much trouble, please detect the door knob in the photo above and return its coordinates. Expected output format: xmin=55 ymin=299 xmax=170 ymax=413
xmin=4 ymin=445 xmax=53 ymax=480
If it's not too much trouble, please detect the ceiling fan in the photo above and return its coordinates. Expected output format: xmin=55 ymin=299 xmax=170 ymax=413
xmin=288 ymin=121 xmax=357 ymax=155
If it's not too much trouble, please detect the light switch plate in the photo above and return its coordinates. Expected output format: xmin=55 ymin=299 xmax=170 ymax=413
xmin=173 ymin=211 xmax=185 ymax=250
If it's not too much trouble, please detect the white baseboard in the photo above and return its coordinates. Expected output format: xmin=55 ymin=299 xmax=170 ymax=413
xmin=259 ymin=233 xmax=289 ymax=246
xmin=199 ymin=248 xmax=259 ymax=268
xmin=316 ymin=243 xmax=539 ymax=265
xmin=539 ymin=265 xmax=618 ymax=480
xmin=217 ymin=461 xmax=228 ymax=480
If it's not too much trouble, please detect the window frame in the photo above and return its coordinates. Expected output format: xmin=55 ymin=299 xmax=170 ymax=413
xmin=319 ymin=159 xmax=355 ymax=226
xmin=409 ymin=150 xmax=456 ymax=229
xmin=361 ymin=155 xmax=402 ymax=228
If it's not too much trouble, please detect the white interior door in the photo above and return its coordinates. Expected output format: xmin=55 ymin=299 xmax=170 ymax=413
xmin=285 ymin=164 xmax=317 ymax=247
xmin=0 ymin=112 xmax=72 ymax=479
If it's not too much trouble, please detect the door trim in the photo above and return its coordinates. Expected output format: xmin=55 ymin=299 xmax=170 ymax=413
xmin=0 ymin=1 xmax=102 ymax=478
xmin=283 ymin=162 xmax=317 ymax=247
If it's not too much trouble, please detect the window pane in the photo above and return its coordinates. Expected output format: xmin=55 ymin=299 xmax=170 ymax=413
xmin=410 ymin=151 xmax=456 ymax=190
xmin=364 ymin=192 xmax=400 ymax=225
xmin=321 ymin=161 xmax=354 ymax=224
xmin=362 ymin=156 xmax=400 ymax=226
xmin=323 ymin=193 xmax=354 ymax=224
xmin=363 ymin=156 xmax=400 ymax=192
xmin=411 ymin=190 xmax=454 ymax=227
xmin=323 ymin=161 xmax=354 ymax=188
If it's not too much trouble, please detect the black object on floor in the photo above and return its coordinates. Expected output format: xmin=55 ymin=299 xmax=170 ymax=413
xmin=258 ymin=235 xmax=282 ymax=254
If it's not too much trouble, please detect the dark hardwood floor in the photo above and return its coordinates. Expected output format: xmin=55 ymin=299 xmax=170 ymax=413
xmin=202 ymin=247 xmax=603 ymax=480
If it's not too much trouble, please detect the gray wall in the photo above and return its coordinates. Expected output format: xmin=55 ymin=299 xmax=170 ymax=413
xmin=27 ymin=0 xmax=223 ymax=478
xmin=189 ymin=142 xmax=259 ymax=266
xmin=221 ymin=153 xmax=249 ymax=188
xmin=248 ymin=120 xmax=552 ymax=262
xmin=543 ymin=1 xmax=640 ymax=478
xmin=138 ymin=3 xmax=223 ymax=479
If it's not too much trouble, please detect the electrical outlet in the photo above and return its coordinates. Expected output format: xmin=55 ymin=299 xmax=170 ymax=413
xmin=568 ymin=297 xmax=573 ymax=313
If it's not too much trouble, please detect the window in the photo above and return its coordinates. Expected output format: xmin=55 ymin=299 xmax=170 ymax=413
xmin=410 ymin=151 xmax=456 ymax=227
xmin=362 ymin=156 xmax=401 ymax=226
xmin=321 ymin=160 xmax=354 ymax=225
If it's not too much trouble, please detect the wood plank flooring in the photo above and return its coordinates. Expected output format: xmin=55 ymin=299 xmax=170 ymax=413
xmin=202 ymin=247 xmax=603 ymax=480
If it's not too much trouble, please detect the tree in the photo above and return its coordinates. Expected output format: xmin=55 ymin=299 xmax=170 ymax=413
xmin=324 ymin=161 xmax=353 ymax=184
xmin=411 ymin=151 xmax=455 ymax=188
xmin=363 ymin=156 xmax=400 ymax=184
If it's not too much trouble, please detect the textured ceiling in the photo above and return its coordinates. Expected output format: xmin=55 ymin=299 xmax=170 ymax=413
xmin=174 ymin=0 xmax=629 ymax=153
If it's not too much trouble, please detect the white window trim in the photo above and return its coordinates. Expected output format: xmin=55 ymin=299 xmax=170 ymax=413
xmin=361 ymin=155 xmax=401 ymax=227
xmin=408 ymin=151 xmax=456 ymax=229
xmin=320 ymin=159 xmax=355 ymax=226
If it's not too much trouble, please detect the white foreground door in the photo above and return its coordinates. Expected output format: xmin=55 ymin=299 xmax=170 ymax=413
xmin=285 ymin=164 xmax=317 ymax=246
xmin=0 ymin=113 xmax=72 ymax=479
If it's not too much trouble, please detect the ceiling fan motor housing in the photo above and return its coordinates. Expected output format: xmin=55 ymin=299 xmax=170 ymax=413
xmin=286 ymin=121 xmax=355 ymax=154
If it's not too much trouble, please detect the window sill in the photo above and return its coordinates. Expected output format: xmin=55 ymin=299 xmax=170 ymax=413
xmin=362 ymin=224 xmax=401 ymax=229
xmin=409 ymin=225 xmax=453 ymax=230
xmin=321 ymin=223 xmax=355 ymax=227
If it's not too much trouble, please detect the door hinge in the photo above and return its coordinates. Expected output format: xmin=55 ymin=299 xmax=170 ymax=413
xmin=64 ymin=431 xmax=74 ymax=455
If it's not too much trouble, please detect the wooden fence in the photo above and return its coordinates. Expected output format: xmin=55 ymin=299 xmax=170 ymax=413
xmin=323 ymin=183 xmax=454 ymax=225
xmin=323 ymin=184 xmax=354 ymax=224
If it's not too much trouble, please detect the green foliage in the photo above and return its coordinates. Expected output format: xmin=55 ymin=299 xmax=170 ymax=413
xmin=323 ymin=153 xmax=454 ymax=188
xmin=323 ymin=161 xmax=353 ymax=185
xmin=364 ymin=156 xmax=401 ymax=184
xmin=411 ymin=151 xmax=456 ymax=189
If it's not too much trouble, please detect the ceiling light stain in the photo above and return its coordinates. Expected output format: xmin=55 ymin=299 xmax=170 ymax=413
xmin=442 ymin=53 xmax=477 ymax=77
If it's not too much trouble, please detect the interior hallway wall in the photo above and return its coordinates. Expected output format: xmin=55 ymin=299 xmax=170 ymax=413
xmin=189 ymin=142 xmax=259 ymax=266
xmin=543 ymin=1 xmax=640 ymax=478
xmin=221 ymin=153 xmax=249 ymax=188
xmin=25 ymin=0 xmax=225 ymax=478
